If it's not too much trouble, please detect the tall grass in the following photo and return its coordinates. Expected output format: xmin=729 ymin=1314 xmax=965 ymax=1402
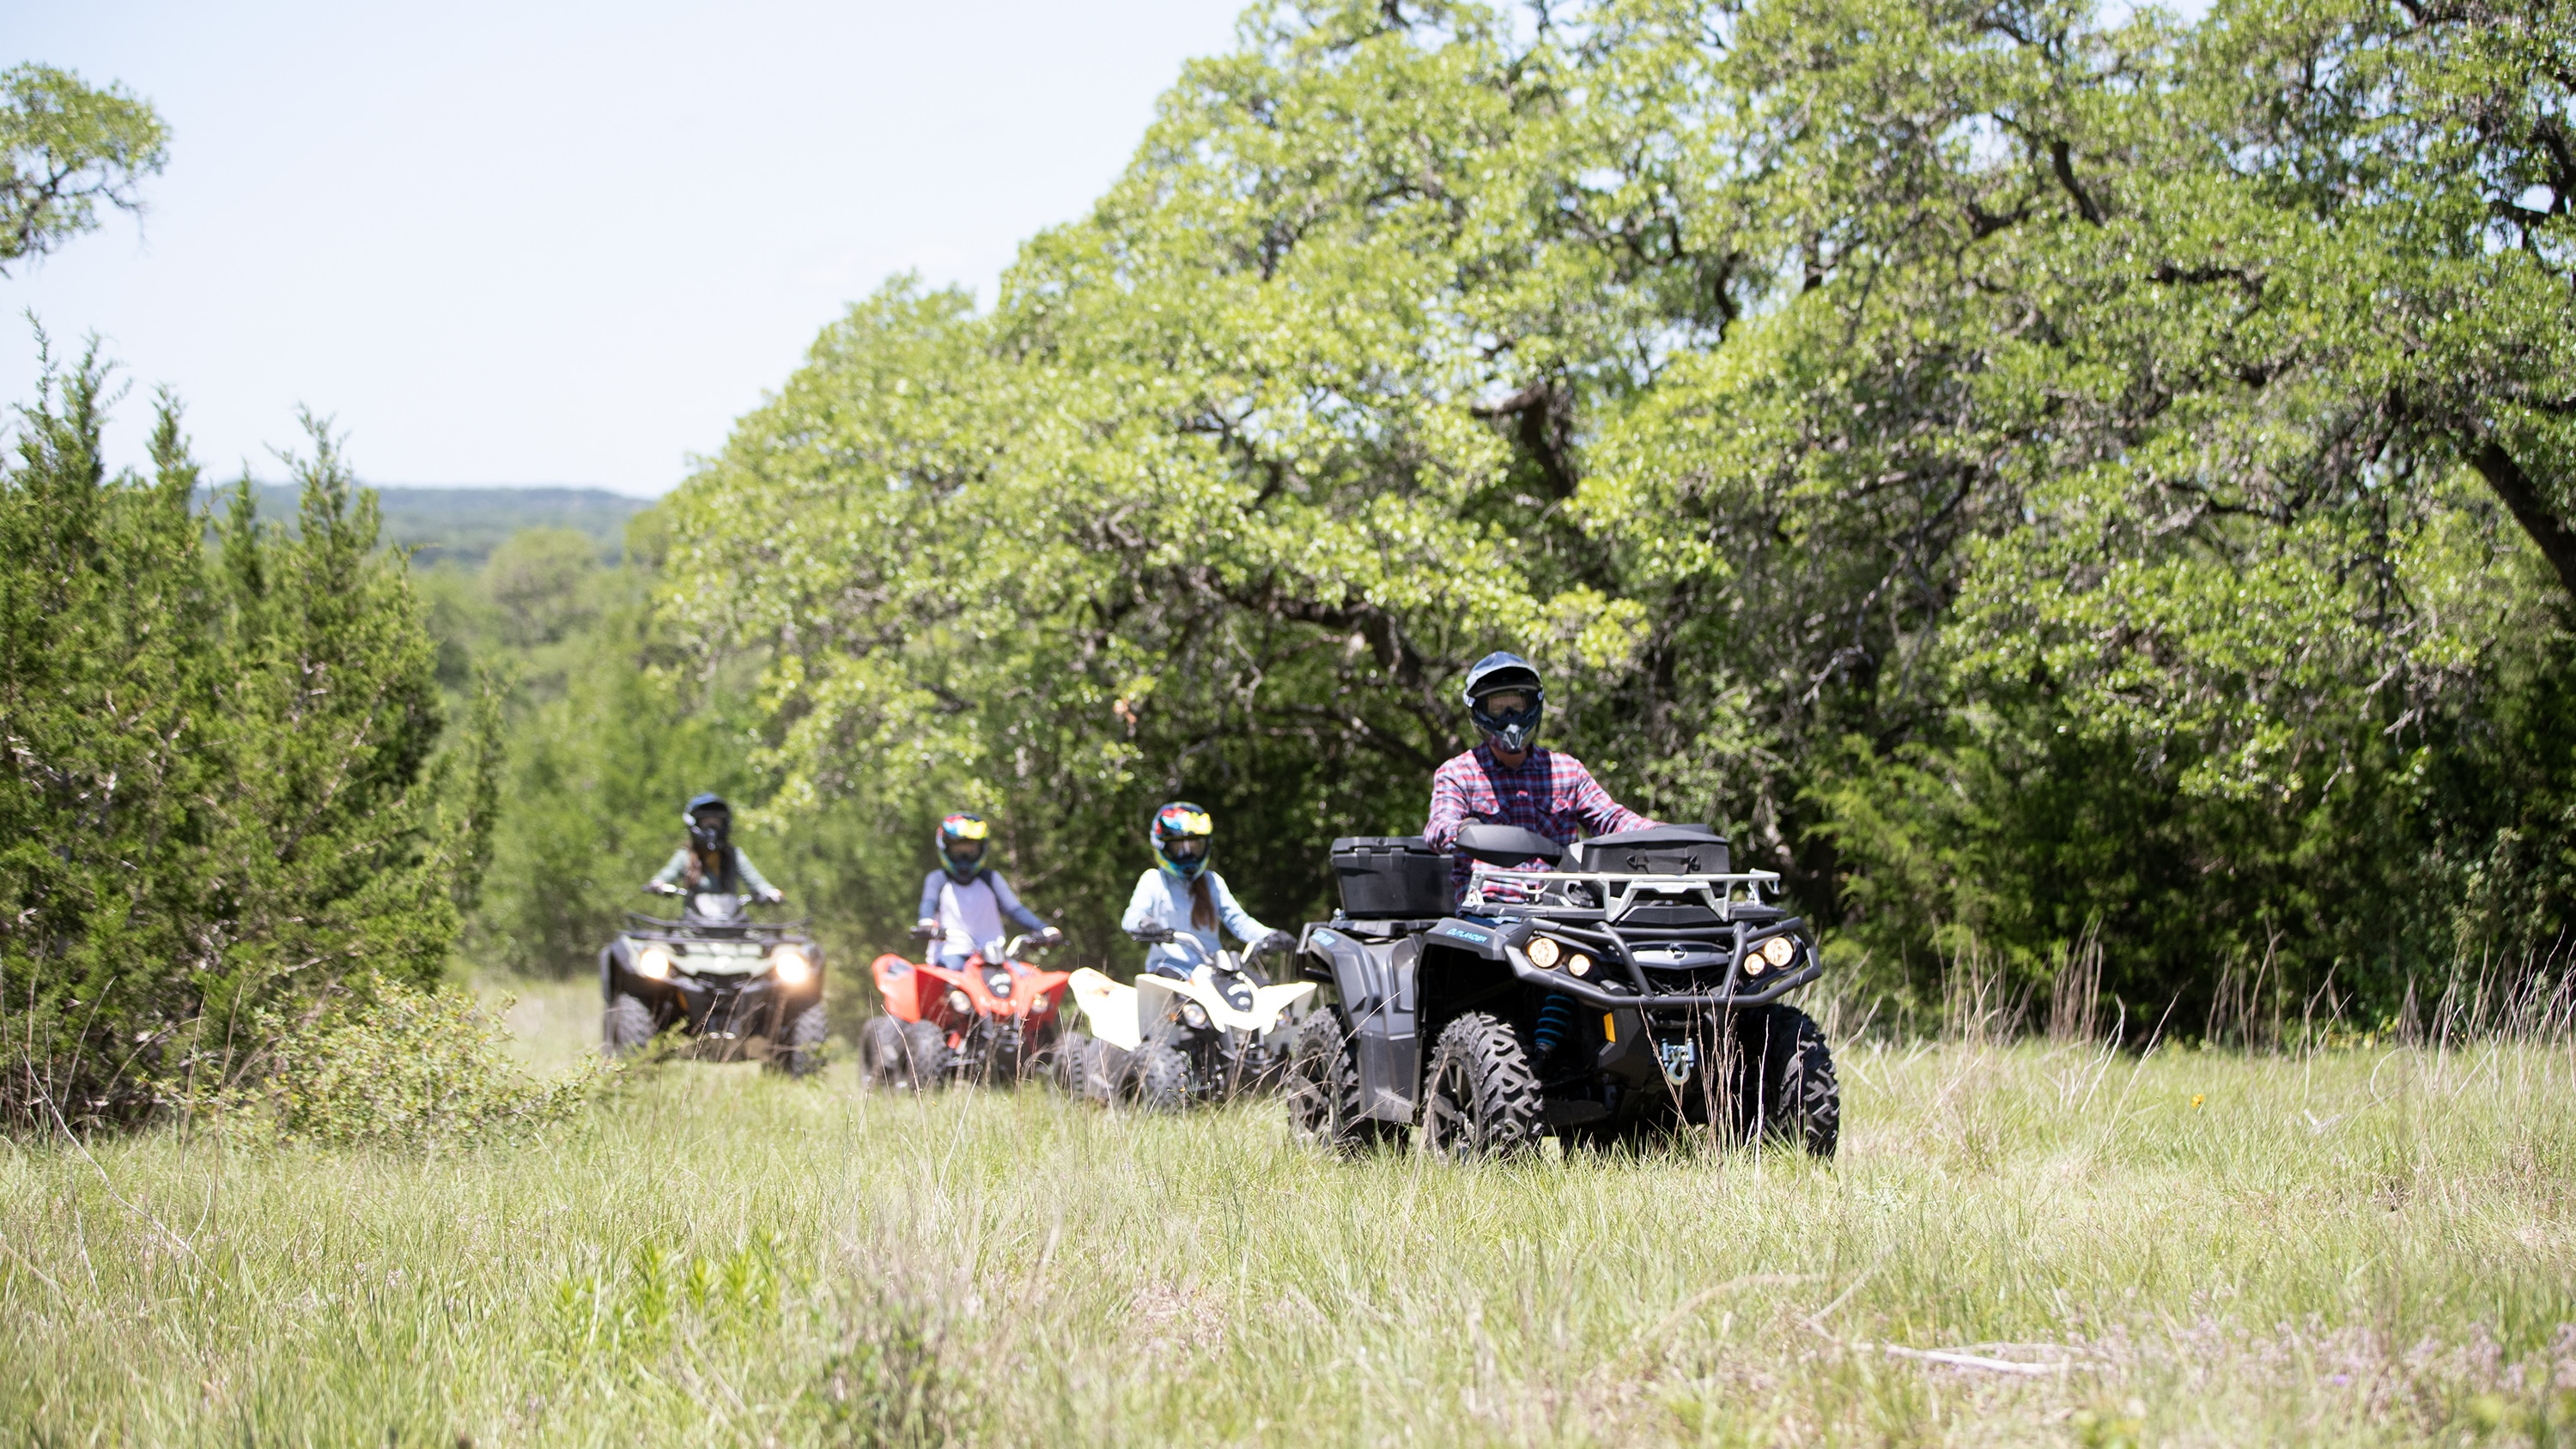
xmin=2 ymin=978 xmax=2571 ymax=1446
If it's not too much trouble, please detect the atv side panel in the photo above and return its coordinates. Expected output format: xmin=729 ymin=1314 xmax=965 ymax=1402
xmin=1301 ymin=925 xmax=1429 ymax=1124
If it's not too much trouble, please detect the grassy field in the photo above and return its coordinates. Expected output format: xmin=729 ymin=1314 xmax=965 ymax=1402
xmin=3 ymin=979 xmax=2571 ymax=1446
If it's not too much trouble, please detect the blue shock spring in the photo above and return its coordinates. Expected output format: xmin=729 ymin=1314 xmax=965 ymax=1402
xmin=1534 ymin=991 xmax=1575 ymax=1059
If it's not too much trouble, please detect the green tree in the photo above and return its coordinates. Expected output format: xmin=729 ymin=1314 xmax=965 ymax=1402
xmin=0 ymin=347 xmax=493 ymax=1127
xmin=0 ymin=64 xmax=167 ymax=275
xmin=642 ymin=0 xmax=2572 ymax=1022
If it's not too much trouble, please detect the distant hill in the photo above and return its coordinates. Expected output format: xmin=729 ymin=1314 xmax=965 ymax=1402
xmin=203 ymin=484 xmax=654 ymax=568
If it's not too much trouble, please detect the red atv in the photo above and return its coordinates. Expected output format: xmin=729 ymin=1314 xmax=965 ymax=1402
xmin=861 ymin=931 xmax=1071 ymax=1088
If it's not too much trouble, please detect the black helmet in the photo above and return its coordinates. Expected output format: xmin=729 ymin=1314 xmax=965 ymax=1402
xmin=1461 ymin=652 xmax=1544 ymax=754
xmin=683 ymin=792 xmax=731 ymax=853
xmin=937 ymin=812 xmax=991 ymax=882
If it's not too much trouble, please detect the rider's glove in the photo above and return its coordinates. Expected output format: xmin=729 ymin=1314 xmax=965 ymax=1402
xmin=645 ymin=881 xmax=682 ymax=897
xmin=762 ymin=888 xmax=787 ymax=905
xmin=1031 ymin=925 xmax=1065 ymax=948
xmin=1255 ymin=928 xmax=1297 ymax=958
xmin=1128 ymin=925 xmax=1175 ymax=945
xmin=910 ymin=918 xmax=940 ymax=942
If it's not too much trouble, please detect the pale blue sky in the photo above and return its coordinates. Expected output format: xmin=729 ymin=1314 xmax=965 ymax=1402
xmin=4 ymin=1 xmax=1245 ymax=494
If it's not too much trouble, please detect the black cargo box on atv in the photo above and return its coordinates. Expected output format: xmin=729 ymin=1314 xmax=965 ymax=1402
xmin=1329 ymin=836 xmax=1451 ymax=919
xmin=1564 ymin=823 xmax=1730 ymax=875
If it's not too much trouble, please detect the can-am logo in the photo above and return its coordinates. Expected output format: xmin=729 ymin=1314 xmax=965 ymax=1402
xmin=1657 ymin=1038 xmax=1697 ymax=1085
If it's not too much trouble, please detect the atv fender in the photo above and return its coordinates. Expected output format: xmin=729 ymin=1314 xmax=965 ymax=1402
xmin=1066 ymin=967 xmax=1141 ymax=1051
xmin=1300 ymin=925 xmax=1422 ymax=1124
xmin=872 ymin=953 xmax=932 ymax=1022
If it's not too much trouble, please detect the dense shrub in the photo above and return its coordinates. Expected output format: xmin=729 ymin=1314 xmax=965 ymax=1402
xmin=0 ymin=346 xmax=499 ymax=1128
xmin=221 ymin=982 xmax=600 ymax=1150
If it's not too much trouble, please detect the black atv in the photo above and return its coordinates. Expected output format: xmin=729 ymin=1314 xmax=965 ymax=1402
xmin=1285 ymin=825 xmax=1838 ymax=1158
xmin=600 ymin=888 xmax=828 ymax=1075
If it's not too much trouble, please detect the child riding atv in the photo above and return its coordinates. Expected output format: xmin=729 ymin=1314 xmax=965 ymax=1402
xmin=1057 ymin=802 xmax=1304 ymax=1107
xmin=859 ymin=812 xmax=1072 ymax=1088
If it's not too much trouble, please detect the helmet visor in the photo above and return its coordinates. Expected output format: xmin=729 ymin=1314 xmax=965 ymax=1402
xmin=1163 ymin=836 xmax=1209 ymax=864
xmin=1476 ymin=688 xmax=1534 ymax=717
xmin=945 ymin=837 xmax=985 ymax=866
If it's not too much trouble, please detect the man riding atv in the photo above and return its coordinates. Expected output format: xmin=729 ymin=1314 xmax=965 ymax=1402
xmin=1286 ymin=651 xmax=1839 ymax=1157
xmin=648 ymin=792 xmax=787 ymax=906
xmin=912 ymin=812 xmax=1063 ymax=963
xmin=1424 ymin=652 xmax=1655 ymax=1070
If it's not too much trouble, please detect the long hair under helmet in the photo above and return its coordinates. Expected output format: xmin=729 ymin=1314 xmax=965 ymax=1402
xmin=683 ymin=792 xmax=732 ymax=854
xmin=1151 ymin=802 xmax=1214 ymax=881
xmin=936 ymin=812 xmax=991 ymax=883
xmin=1462 ymin=651 xmax=1545 ymax=755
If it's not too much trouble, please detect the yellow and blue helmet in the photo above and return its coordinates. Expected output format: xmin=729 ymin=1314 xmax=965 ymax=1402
xmin=937 ymin=812 xmax=992 ymax=882
xmin=1151 ymin=801 xmax=1214 ymax=880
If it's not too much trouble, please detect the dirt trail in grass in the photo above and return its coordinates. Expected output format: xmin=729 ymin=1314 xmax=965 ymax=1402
xmin=3 ymin=986 xmax=2570 ymax=1446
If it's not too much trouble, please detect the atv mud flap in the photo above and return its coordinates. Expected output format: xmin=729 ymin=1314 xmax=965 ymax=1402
xmin=1303 ymin=928 xmax=1420 ymax=1123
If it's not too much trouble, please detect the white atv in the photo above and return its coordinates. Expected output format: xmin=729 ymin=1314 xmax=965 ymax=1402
xmin=1058 ymin=932 xmax=1313 ymax=1111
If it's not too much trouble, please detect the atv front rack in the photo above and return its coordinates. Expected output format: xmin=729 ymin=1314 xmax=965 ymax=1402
xmin=622 ymin=911 xmax=813 ymax=942
xmin=1449 ymin=866 xmax=1822 ymax=1011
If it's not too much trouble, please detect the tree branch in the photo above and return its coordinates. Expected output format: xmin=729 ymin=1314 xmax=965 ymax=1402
xmin=2468 ymin=440 xmax=2576 ymax=603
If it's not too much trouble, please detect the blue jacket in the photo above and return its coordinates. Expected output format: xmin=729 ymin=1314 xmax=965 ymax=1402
xmin=1121 ymin=869 xmax=1267 ymax=977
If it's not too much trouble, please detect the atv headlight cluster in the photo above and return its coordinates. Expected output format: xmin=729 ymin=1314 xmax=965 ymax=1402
xmin=769 ymin=944 xmax=813 ymax=985
xmin=1179 ymin=1002 xmax=1211 ymax=1030
xmin=1745 ymin=935 xmax=1798 ymax=976
xmin=987 ymin=970 xmax=1012 ymax=998
xmin=945 ymin=988 xmax=973 ymax=1015
xmin=635 ymin=945 xmax=674 ymax=980
xmin=1526 ymin=936 xmax=1594 ymax=978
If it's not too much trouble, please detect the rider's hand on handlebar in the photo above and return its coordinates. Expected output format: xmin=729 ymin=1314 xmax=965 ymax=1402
xmin=909 ymin=918 xmax=941 ymax=942
xmin=1254 ymin=928 xmax=1297 ymax=959
xmin=1030 ymin=925 xmax=1065 ymax=949
xmin=761 ymin=888 xmax=787 ymax=905
xmin=644 ymin=881 xmax=682 ymax=897
xmin=1128 ymin=925 xmax=1175 ymax=945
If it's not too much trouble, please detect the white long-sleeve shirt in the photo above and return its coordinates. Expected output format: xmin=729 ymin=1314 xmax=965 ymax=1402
xmin=1120 ymin=869 xmax=1267 ymax=977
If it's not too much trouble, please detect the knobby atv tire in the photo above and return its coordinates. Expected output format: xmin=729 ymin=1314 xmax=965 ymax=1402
xmin=1419 ymin=1012 xmax=1546 ymax=1160
xmin=604 ymin=993 xmax=655 ymax=1057
xmin=771 ymin=1003 xmax=828 ymax=1077
xmin=859 ymin=1016 xmax=909 ymax=1088
xmin=1057 ymin=1035 xmax=1122 ymax=1105
xmin=1129 ymin=1041 xmax=1191 ymax=1113
xmin=1285 ymin=1011 xmax=1395 ymax=1154
xmin=1728 ymin=1004 xmax=1839 ymax=1158
xmin=899 ymin=1019 xmax=951 ymax=1088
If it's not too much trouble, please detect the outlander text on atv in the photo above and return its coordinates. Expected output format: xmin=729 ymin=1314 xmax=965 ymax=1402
xmin=601 ymin=889 xmax=828 ymax=1075
xmin=1286 ymin=825 xmax=1838 ymax=1158
xmin=861 ymin=932 xmax=1071 ymax=1089
xmin=1058 ymin=932 xmax=1313 ymax=1111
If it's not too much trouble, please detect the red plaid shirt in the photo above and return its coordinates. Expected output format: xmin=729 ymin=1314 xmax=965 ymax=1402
xmin=1424 ymin=744 xmax=1651 ymax=894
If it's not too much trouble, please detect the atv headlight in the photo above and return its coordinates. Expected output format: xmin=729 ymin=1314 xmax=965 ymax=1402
xmin=1760 ymin=936 xmax=1797 ymax=968
xmin=945 ymin=988 xmax=972 ymax=1016
xmin=1566 ymin=953 xmax=1593 ymax=978
xmin=1180 ymin=1002 xmax=1211 ymax=1030
xmin=635 ymin=945 xmax=673 ymax=981
xmin=1527 ymin=936 xmax=1562 ymax=969
xmin=770 ymin=944 xmax=812 ymax=985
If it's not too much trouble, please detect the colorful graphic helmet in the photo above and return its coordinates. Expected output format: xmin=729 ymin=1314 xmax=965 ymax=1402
xmin=1461 ymin=651 xmax=1544 ymax=755
xmin=683 ymin=792 xmax=731 ymax=853
xmin=1151 ymin=801 xmax=1214 ymax=880
xmin=936 ymin=812 xmax=991 ymax=882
